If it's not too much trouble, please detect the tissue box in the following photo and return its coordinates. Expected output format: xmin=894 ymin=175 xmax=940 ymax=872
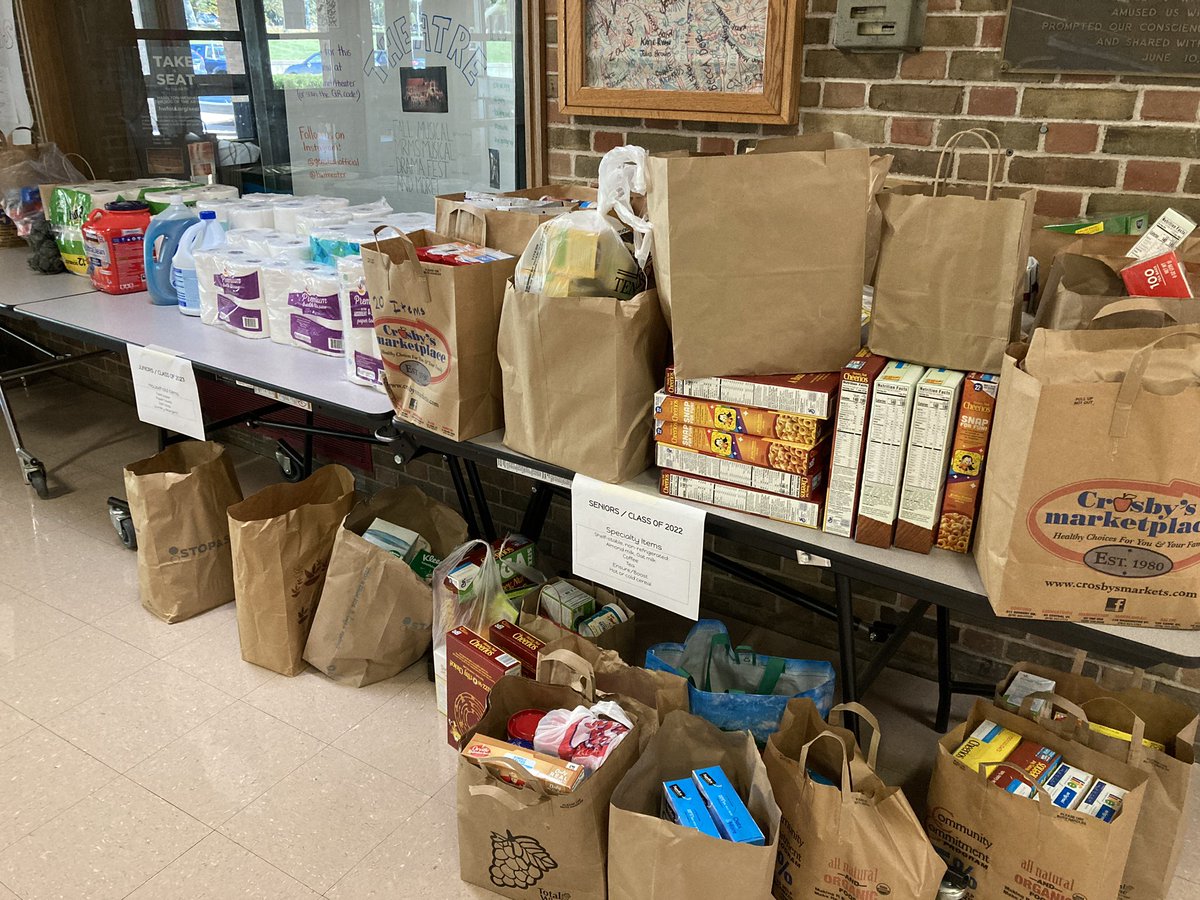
xmin=692 ymin=766 xmax=765 ymax=845
xmin=662 ymin=779 xmax=722 ymax=839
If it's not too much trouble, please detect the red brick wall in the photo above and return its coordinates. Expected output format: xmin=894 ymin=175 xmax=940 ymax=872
xmin=545 ymin=0 xmax=1200 ymax=221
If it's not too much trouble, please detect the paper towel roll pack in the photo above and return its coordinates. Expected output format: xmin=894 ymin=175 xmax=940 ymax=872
xmin=336 ymin=256 xmax=385 ymax=389
xmin=195 ymin=249 xmax=270 ymax=339
xmin=264 ymin=261 xmax=343 ymax=356
xmin=228 ymin=205 xmax=275 ymax=230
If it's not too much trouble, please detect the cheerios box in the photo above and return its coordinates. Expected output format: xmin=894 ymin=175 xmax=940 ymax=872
xmin=445 ymin=626 xmax=520 ymax=749
xmin=664 ymin=367 xmax=839 ymax=419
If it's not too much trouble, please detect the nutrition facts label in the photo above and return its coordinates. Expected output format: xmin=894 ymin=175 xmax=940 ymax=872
xmin=859 ymin=377 xmax=920 ymax=523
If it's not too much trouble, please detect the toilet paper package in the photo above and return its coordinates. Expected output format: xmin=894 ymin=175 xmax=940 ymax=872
xmin=226 ymin=228 xmax=282 ymax=254
xmin=269 ymin=199 xmax=315 ymax=234
xmin=246 ymin=232 xmax=311 ymax=262
xmin=264 ymin=262 xmax=344 ymax=356
xmin=337 ymin=256 xmax=385 ymax=389
xmin=346 ymin=197 xmax=394 ymax=222
xmin=195 ymin=198 xmax=243 ymax=225
xmin=382 ymin=212 xmax=437 ymax=233
xmin=196 ymin=250 xmax=269 ymax=338
xmin=228 ymin=204 xmax=276 ymax=230
xmin=310 ymin=225 xmax=380 ymax=266
xmin=295 ymin=208 xmax=353 ymax=238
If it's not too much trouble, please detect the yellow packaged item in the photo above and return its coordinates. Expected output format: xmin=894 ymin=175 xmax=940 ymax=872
xmin=952 ymin=719 xmax=1021 ymax=775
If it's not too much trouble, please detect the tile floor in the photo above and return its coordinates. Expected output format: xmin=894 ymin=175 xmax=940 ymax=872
xmin=0 ymin=373 xmax=1197 ymax=899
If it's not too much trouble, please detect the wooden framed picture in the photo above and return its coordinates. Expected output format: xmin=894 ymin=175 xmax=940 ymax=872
xmin=558 ymin=0 xmax=803 ymax=125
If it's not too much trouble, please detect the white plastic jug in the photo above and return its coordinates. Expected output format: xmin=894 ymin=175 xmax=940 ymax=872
xmin=174 ymin=211 xmax=227 ymax=316
xmin=143 ymin=196 xmax=199 ymax=306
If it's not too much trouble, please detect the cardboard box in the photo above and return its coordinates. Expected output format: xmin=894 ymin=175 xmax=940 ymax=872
xmin=1043 ymin=212 xmax=1149 ymax=236
xmin=855 ymin=361 xmax=926 ymax=548
xmin=488 ymin=619 xmax=545 ymax=678
xmin=654 ymin=421 xmax=829 ymax=476
xmin=539 ymin=579 xmax=596 ymax=629
xmin=660 ymin=471 xmax=823 ymax=529
xmin=692 ymin=766 xmax=765 ymax=845
xmin=653 ymin=391 xmax=828 ymax=448
xmin=664 ymin=366 xmax=839 ymax=419
xmin=1000 ymin=670 xmax=1056 ymax=716
xmin=1077 ymin=781 xmax=1128 ymax=823
xmin=896 ymin=369 xmax=965 ymax=554
xmin=935 ymin=373 xmax=999 ymax=554
xmin=1121 ymin=251 xmax=1194 ymax=298
xmin=662 ymin=779 xmax=722 ymax=839
xmin=445 ymin=626 xmax=521 ymax=748
xmin=988 ymin=740 xmax=1062 ymax=796
xmin=1127 ymin=208 xmax=1196 ymax=260
xmin=824 ymin=350 xmax=890 ymax=538
xmin=655 ymin=442 xmax=824 ymax=501
xmin=461 ymin=733 xmax=587 ymax=794
xmin=1045 ymin=761 xmax=1095 ymax=809
xmin=952 ymin=720 xmax=1021 ymax=774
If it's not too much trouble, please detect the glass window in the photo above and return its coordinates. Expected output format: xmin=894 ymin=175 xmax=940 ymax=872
xmin=32 ymin=0 xmax=525 ymax=209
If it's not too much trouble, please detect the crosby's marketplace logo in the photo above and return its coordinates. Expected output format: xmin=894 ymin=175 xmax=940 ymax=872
xmin=1026 ymin=479 xmax=1200 ymax=577
xmin=376 ymin=318 xmax=451 ymax=386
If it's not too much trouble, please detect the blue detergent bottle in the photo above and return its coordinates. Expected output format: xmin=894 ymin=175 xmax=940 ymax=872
xmin=143 ymin=195 xmax=199 ymax=305
xmin=174 ymin=211 xmax=227 ymax=316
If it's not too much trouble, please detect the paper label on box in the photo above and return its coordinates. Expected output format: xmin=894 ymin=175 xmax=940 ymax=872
xmin=859 ymin=366 xmax=924 ymax=524
xmin=899 ymin=374 xmax=963 ymax=531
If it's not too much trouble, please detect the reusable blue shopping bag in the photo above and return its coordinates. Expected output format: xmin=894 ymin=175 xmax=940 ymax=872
xmin=645 ymin=619 xmax=836 ymax=744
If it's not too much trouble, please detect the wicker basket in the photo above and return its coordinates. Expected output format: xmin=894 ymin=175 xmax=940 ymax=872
xmin=0 ymin=212 xmax=24 ymax=248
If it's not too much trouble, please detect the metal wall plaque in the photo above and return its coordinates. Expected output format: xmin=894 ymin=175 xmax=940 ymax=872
xmin=1003 ymin=0 xmax=1200 ymax=77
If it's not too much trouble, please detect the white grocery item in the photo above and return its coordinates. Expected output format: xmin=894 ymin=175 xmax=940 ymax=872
xmin=1001 ymin=671 xmax=1057 ymax=716
xmin=337 ymin=256 xmax=385 ymax=390
xmin=539 ymin=579 xmax=596 ymax=629
xmin=302 ymin=194 xmax=351 ymax=209
xmin=228 ymin=204 xmax=275 ymax=230
xmin=251 ymin=233 xmax=311 ymax=262
xmin=195 ymin=198 xmax=242 ymax=225
xmin=226 ymin=228 xmax=280 ymax=252
xmin=1127 ymin=208 xmax=1196 ymax=260
xmin=361 ymin=518 xmax=429 ymax=560
xmin=533 ymin=701 xmax=633 ymax=773
xmin=294 ymin=208 xmax=353 ymax=238
xmin=381 ymin=211 xmax=437 ymax=233
xmin=195 ymin=249 xmax=269 ymax=338
xmin=269 ymin=198 xmax=315 ymax=234
xmin=346 ymin=197 xmax=394 ymax=221
xmin=173 ymin=211 xmax=227 ymax=317
xmin=264 ymin=261 xmax=343 ymax=356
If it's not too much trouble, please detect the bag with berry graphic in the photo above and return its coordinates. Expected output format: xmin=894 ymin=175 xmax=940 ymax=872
xmin=458 ymin=671 xmax=650 ymax=900
xmin=607 ymin=709 xmax=781 ymax=900
xmin=227 ymin=464 xmax=356 ymax=676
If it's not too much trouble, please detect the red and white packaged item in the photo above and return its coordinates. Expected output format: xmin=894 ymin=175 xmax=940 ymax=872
xmin=1121 ymin=251 xmax=1194 ymax=299
xmin=533 ymin=700 xmax=633 ymax=773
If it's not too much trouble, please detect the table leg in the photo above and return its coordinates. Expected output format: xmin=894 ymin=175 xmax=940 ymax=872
xmin=936 ymin=605 xmax=953 ymax=733
xmin=302 ymin=410 xmax=315 ymax=478
xmin=444 ymin=454 xmax=482 ymax=539
xmin=834 ymin=573 xmax=859 ymax=705
xmin=465 ymin=459 xmax=496 ymax=542
xmin=519 ymin=482 xmax=556 ymax=543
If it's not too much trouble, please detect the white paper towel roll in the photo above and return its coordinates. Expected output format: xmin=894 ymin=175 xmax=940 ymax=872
xmin=225 ymin=227 xmax=278 ymax=251
xmin=212 ymin=251 xmax=269 ymax=339
xmin=271 ymin=198 xmax=332 ymax=234
xmin=346 ymin=198 xmax=394 ymax=221
xmin=228 ymin=204 xmax=275 ymax=230
xmin=242 ymin=230 xmax=310 ymax=262
xmin=195 ymin=198 xmax=242 ymax=225
xmin=263 ymin=262 xmax=343 ymax=356
xmin=336 ymin=256 xmax=385 ymax=389
xmin=295 ymin=208 xmax=352 ymax=238
xmin=303 ymin=195 xmax=351 ymax=208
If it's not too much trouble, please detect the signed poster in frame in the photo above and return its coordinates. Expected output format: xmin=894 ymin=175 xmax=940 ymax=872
xmin=558 ymin=0 xmax=803 ymax=124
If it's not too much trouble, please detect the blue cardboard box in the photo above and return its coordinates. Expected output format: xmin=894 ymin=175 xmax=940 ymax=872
xmin=661 ymin=779 xmax=721 ymax=839
xmin=692 ymin=766 xmax=765 ymax=845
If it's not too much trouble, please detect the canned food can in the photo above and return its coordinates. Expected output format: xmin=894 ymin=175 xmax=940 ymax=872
xmin=577 ymin=603 xmax=628 ymax=638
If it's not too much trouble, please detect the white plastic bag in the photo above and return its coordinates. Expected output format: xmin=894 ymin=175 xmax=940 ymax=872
xmin=513 ymin=145 xmax=652 ymax=301
xmin=533 ymin=699 xmax=633 ymax=773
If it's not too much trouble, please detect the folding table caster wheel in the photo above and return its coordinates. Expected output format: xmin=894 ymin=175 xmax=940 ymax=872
xmin=25 ymin=462 xmax=48 ymax=499
xmin=107 ymin=497 xmax=137 ymax=551
xmin=275 ymin=441 xmax=305 ymax=483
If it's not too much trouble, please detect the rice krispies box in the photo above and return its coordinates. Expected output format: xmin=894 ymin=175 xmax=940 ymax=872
xmin=653 ymin=391 xmax=829 ymax=449
xmin=653 ymin=421 xmax=829 ymax=477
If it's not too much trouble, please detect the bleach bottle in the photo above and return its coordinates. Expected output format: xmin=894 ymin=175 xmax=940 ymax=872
xmin=143 ymin=195 xmax=198 ymax=305
xmin=174 ymin=210 xmax=227 ymax=316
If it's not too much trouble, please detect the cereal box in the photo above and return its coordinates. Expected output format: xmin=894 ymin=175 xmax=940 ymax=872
xmin=935 ymin=373 xmax=999 ymax=554
xmin=896 ymin=369 xmax=965 ymax=554
xmin=445 ymin=626 xmax=521 ymax=748
xmin=952 ymin=720 xmax=1021 ymax=774
xmin=987 ymin=740 xmax=1061 ymax=796
xmin=488 ymin=619 xmax=545 ymax=678
xmin=855 ymin=361 xmax=926 ymax=548
xmin=653 ymin=391 xmax=828 ymax=448
xmin=656 ymin=442 xmax=824 ymax=501
xmin=653 ymin=421 xmax=829 ymax=476
xmin=824 ymin=350 xmax=890 ymax=538
xmin=664 ymin=367 xmax=839 ymax=419
xmin=660 ymin=471 xmax=823 ymax=529
xmin=1121 ymin=251 xmax=1194 ymax=298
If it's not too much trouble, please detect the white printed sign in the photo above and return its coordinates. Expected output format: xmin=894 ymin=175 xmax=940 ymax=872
xmin=571 ymin=474 xmax=706 ymax=619
xmin=0 ymin=0 xmax=32 ymax=137
xmin=127 ymin=344 xmax=205 ymax=441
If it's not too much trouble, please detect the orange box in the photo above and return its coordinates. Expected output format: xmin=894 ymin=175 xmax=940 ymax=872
xmin=653 ymin=421 xmax=829 ymax=476
xmin=460 ymin=734 xmax=586 ymax=794
xmin=653 ymin=391 xmax=828 ymax=449
xmin=936 ymin=373 xmax=1000 ymax=553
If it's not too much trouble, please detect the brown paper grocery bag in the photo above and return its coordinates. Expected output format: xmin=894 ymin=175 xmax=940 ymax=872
xmin=1033 ymin=253 xmax=1126 ymax=331
xmin=123 ymin=441 xmax=243 ymax=623
xmin=435 ymin=184 xmax=598 ymax=257
xmin=302 ymin=485 xmax=468 ymax=687
xmin=457 ymin=675 xmax=648 ymax=900
xmin=873 ymin=130 xmax=1035 ymax=373
xmin=926 ymin=700 xmax=1148 ymax=900
xmin=519 ymin=579 xmax=637 ymax=663
xmin=975 ymin=327 xmax=1200 ymax=627
xmin=362 ymin=227 xmax=516 ymax=441
xmin=607 ymin=709 xmax=780 ymax=900
xmin=228 ymin=464 xmax=356 ymax=676
xmin=997 ymin=663 xmax=1197 ymax=900
xmin=536 ymin=638 xmax=689 ymax=721
xmin=647 ymin=143 xmax=869 ymax=378
xmin=498 ymin=284 xmax=668 ymax=483
xmin=766 ymin=699 xmax=945 ymax=899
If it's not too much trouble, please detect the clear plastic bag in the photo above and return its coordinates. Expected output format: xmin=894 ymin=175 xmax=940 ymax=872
xmin=513 ymin=146 xmax=652 ymax=301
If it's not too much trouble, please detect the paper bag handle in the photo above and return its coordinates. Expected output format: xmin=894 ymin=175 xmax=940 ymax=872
xmin=369 ymin=224 xmax=420 ymax=267
xmin=1090 ymin=297 xmax=1181 ymax=329
xmin=1079 ymin=697 xmax=1149 ymax=763
xmin=445 ymin=205 xmax=488 ymax=245
xmin=470 ymin=757 xmax=555 ymax=806
xmin=1112 ymin=331 xmax=1200 ymax=438
xmin=798 ymin=731 xmax=854 ymax=803
xmin=828 ymin=702 xmax=881 ymax=770
xmin=1019 ymin=690 xmax=1090 ymax=728
xmin=934 ymin=128 xmax=1002 ymax=201
xmin=536 ymin=648 xmax=597 ymax=702
xmin=978 ymin=762 xmax=1057 ymax=815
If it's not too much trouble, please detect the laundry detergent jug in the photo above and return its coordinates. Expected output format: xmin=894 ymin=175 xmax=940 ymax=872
xmin=174 ymin=210 xmax=227 ymax=316
xmin=143 ymin=195 xmax=198 ymax=305
xmin=82 ymin=201 xmax=152 ymax=295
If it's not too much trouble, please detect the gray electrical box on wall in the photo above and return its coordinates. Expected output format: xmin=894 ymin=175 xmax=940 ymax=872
xmin=834 ymin=0 xmax=927 ymax=51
